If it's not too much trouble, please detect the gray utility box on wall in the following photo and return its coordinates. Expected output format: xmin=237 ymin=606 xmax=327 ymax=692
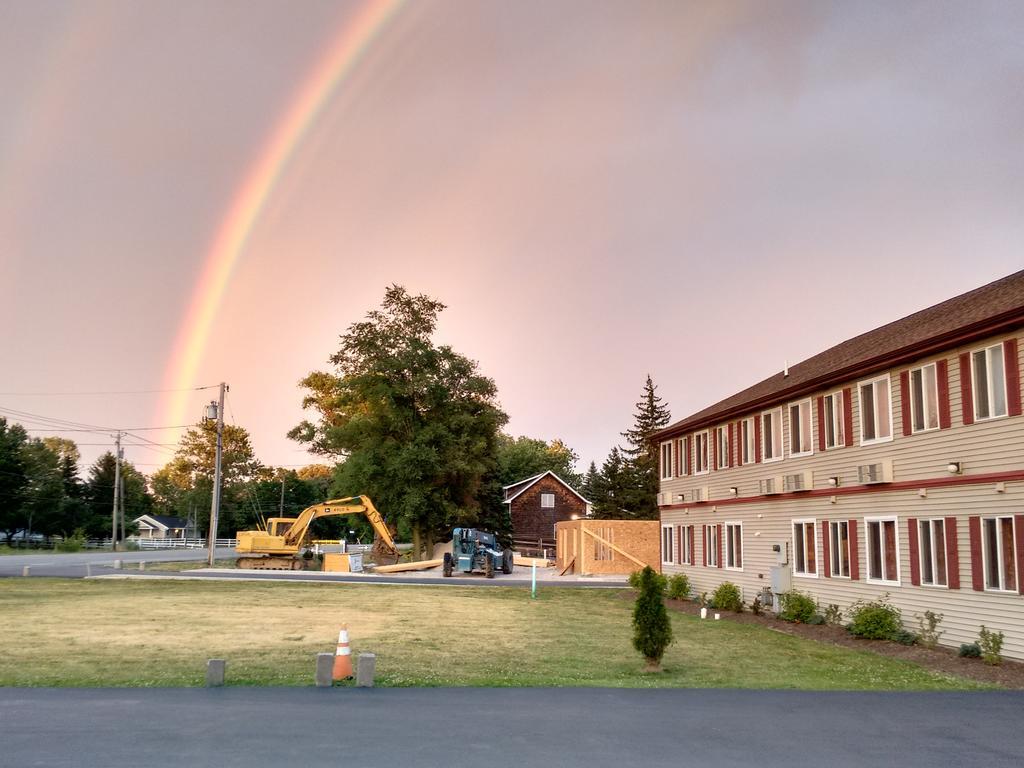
xmin=770 ymin=565 xmax=792 ymax=595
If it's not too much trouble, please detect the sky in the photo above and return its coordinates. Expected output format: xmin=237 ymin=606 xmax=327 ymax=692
xmin=1 ymin=0 xmax=1022 ymax=477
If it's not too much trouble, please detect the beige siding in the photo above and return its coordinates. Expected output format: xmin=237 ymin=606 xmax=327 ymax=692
xmin=660 ymin=329 xmax=1024 ymax=659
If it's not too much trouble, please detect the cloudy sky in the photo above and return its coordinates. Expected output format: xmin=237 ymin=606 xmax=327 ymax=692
xmin=1 ymin=0 xmax=1022 ymax=475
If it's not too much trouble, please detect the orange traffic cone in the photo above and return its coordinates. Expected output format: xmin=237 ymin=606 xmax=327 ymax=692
xmin=332 ymin=625 xmax=353 ymax=681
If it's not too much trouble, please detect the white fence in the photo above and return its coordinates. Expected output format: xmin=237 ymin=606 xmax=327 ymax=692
xmin=136 ymin=538 xmax=238 ymax=550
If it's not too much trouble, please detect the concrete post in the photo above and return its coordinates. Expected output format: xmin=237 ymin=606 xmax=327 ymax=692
xmin=206 ymin=659 xmax=226 ymax=687
xmin=114 ymin=559 xmax=122 ymax=570
xmin=315 ymin=653 xmax=334 ymax=687
xmin=21 ymin=566 xmax=29 ymax=577
xmin=86 ymin=563 xmax=91 ymax=577
xmin=356 ymin=653 xmax=376 ymax=688
xmin=139 ymin=561 xmax=146 ymax=571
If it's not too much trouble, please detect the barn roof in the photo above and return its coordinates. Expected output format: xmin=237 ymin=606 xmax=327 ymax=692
xmin=502 ymin=470 xmax=590 ymax=505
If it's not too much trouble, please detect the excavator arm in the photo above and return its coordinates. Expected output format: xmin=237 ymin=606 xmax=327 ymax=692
xmin=281 ymin=496 xmax=398 ymax=557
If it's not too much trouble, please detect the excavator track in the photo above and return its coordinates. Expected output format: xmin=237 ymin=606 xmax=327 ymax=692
xmin=236 ymin=556 xmax=305 ymax=571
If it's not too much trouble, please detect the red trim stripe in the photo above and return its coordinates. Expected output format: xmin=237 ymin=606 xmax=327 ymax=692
xmin=960 ymin=352 xmax=974 ymax=425
xmin=969 ymin=516 xmax=983 ymax=591
xmin=945 ymin=517 xmax=960 ymax=589
xmin=908 ymin=517 xmax=920 ymax=586
xmin=937 ymin=359 xmax=951 ymax=429
xmin=900 ymin=370 xmax=912 ymax=437
xmin=1006 ymin=339 xmax=1022 ymax=417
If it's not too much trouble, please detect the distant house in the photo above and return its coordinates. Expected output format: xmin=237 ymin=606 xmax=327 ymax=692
xmin=134 ymin=515 xmax=189 ymax=540
xmin=504 ymin=471 xmax=589 ymax=542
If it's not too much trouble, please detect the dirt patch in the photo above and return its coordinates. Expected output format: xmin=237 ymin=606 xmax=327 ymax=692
xmin=663 ymin=597 xmax=1024 ymax=689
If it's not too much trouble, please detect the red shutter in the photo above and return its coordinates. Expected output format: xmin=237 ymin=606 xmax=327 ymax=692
xmin=821 ymin=519 xmax=831 ymax=578
xmin=754 ymin=416 xmax=762 ymax=462
xmin=689 ymin=525 xmax=695 ymax=565
xmin=937 ymin=359 xmax=951 ymax=429
xmin=727 ymin=423 xmax=734 ymax=468
xmin=944 ymin=517 xmax=960 ymax=589
xmin=1015 ymin=514 xmax=1024 ymax=595
xmin=842 ymin=388 xmax=854 ymax=447
xmin=969 ymin=516 xmax=983 ymax=591
xmin=685 ymin=437 xmax=691 ymax=475
xmin=711 ymin=429 xmax=718 ymax=471
xmin=816 ymin=397 xmax=826 ymax=452
xmin=1006 ymin=339 xmax=1022 ymax=417
xmin=908 ymin=518 xmax=920 ymax=586
xmin=900 ymin=370 xmax=912 ymax=437
xmin=675 ymin=439 xmax=681 ymax=477
xmin=960 ymin=353 xmax=974 ymax=426
xmin=848 ymin=519 xmax=860 ymax=580
xmin=717 ymin=523 xmax=723 ymax=569
xmin=702 ymin=525 xmax=707 ymax=567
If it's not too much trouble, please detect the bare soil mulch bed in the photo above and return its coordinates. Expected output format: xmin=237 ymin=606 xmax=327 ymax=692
xmin=664 ymin=597 xmax=1024 ymax=689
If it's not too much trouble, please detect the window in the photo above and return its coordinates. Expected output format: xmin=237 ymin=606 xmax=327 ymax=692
xmin=660 ymin=441 xmax=673 ymax=480
xmin=725 ymin=523 xmax=743 ymax=570
xmin=681 ymin=526 xmax=693 ymax=565
xmin=859 ymin=375 xmax=892 ymax=444
xmin=694 ymin=431 xmax=709 ymax=474
xmin=788 ymin=399 xmax=813 ymax=457
xmin=982 ymin=516 xmax=1017 ymax=592
xmin=706 ymin=525 xmax=719 ymax=567
xmin=792 ymin=520 xmax=817 ymax=577
xmin=972 ymin=344 xmax=1008 ymax=421
xmin=676 ymin=438 xmax=688 ymax=476
xmin=828 ymin=520 xmax=851 ymax=578
xmin=741 ymin=418 xmax=756 ymax=464
xmin=866 ymin=517 xmax=899 ymax=584
xmin=761 ymin=409 xmax=783 ymax=462
xmin=716 ymin=428 xmax=730 ymax=469
xmin=822 ymin=391 xmax=845 ymax=449
xmin=661 ymin=525 xmax=674 ymax=565
xmin=540 ymin=493 xmax=555 ymax=508
xmin=918 ymin=518 xmax=947 ymax=587
xmin=910 ymin=364 xmax=940 ymax=433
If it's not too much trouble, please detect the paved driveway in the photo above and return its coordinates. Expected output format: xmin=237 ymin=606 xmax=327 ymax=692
xmin=2 ymin=688 xmax=1021 ymax=768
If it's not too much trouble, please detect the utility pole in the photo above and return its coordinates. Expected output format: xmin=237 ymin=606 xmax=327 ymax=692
xmin=111 ymin=432 xmax=122 ymax=551
xmin=119 ymin=468 xmax=126 ymax=543
xmin=207 ymin=382 xmax=227 ymax=566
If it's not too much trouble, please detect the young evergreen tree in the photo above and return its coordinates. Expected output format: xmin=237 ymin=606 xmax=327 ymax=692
xmin=632 ymin=565 xmax=673 ymax=672
xmin=579 ymin=461 xmax=599 ymax=503
xmin=591 ymin=447 xmax=626 ymax=519
xmin=619 ymin=375 xmax=670 ymax=519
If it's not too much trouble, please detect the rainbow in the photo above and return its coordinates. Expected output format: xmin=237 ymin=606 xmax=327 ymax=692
xmin=161 ymin=0 xmax=405 ymax=426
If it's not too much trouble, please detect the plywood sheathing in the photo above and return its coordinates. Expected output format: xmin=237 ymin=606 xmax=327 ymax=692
xmin=554 ymin=519 xmax=660 ymax=576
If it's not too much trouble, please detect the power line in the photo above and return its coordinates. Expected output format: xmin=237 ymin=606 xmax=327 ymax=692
xmin=0 ymin=385 xmax=220 ymax=396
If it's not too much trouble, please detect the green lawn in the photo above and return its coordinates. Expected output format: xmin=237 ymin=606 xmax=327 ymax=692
xmin=0 ymin=579 xmax=990 ymax=689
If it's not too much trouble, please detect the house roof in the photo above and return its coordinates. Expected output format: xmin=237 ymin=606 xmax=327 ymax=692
xmin=654 ymin=269 xmax=1024 ymax=440
xmin=135 ymin=515 xmax=189 ymax=531
xmin=502 ymin=470 xmax=590 ymax=505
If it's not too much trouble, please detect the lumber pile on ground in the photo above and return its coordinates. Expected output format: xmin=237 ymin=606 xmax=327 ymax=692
xmin=372 ymin=558 xmax=443 ymax=573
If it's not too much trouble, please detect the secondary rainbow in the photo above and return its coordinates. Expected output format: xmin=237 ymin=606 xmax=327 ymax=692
xmin=161 ymin=0 xmax=405 ymax=426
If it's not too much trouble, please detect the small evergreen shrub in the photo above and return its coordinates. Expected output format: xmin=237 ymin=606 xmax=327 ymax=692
xmin=915 ymin=611 xmax=944 ymax=649
xmin=629 ymin=569 xmax=666 ymax=595
xmin=959 ymin=642 xmax=982 ymax=658
xmin=750 ymin=594 xmax=763 ymax=616
xmin=666 ymin=573 xmax=691 ymax=601
xmin=891 ymin=630 xmax=919 ymax=646
xmin=56 ymin=529 xmax=87 ymax=553
xmin=823 ymin=604 xmax=843 ymax=626
xmin=806 ymin=614 xmax=826 ymax=626
xmin=632 ymin=566 xmax=673 ymax=671
xmin=778 ymin=590 xmax=818 ymax=623
xmin=847 ymin=595 xmax=902 ymax=640
xmin=978 ymin=626 xmax=1004 ymax=666
xmin=710 ymin=582 xmax=743 ymax=612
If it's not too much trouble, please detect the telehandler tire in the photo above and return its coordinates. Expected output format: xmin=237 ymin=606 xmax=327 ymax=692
xmin=502 ymin=548 xmax=513 ymax=574
xmin=443 ymin=552 xmax=453 ymax=577
xmin=485 ymin=557 xmax=495 ymax=578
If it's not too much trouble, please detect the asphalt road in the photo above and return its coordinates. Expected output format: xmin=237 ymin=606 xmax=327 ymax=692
xmin=2 ymin=688 xmax=1021 ymax=768
xmin=0 ymin=547 xmax=237 ymax=578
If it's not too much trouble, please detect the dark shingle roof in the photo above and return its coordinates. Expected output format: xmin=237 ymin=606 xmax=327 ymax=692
xmin=655 ymin=269 xmax=1024 ymax=438
xmin=144 ymin=515 xmax=189 ymax=530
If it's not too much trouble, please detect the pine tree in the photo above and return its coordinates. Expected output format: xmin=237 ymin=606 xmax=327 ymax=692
xmin=632 ymin=565 xmax=673 ymax=671
xmin=592 ymin=448 xmax=625 ymax=519
xmin=618 ymin=375 xmax=671 ymax=519
xmin=580 ymin=461 xmax=599 ymax=503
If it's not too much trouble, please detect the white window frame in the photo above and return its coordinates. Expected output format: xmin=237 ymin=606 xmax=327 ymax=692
xmin=661 ymin=524 xmax=674 ymax=566
xmin=828 ymin=520 xmax=851 ymax=579
xmin=792 ymin=519 xmax=818 ymax=578
xmin=681 ymin=525 xmax=693 ymax=565
xmin=918 ymin=517 xmax=948 ymax=588
xmin=676 ymin=438 xmax=688 ymax=477
xmin=971 ymin=343 xmax=1009 ymax=422
xmin=788 ymin=399 xmax=814 ymax=458
xmin=741 ymin=417 xmax=756 ymax=464
xmin=909 ymin=363 xmax=940 ymax=434
xmin=540 ymin=493 xmax=555 ymax=508
xmin=858 ymin=374 xmax=893 ymax=446
xmin=865 ymin=516 xmax=901 ymax=585
xmin=981 ymin=515 xmax=1018 ymax=593
xmin=715 ymin=427 xmax=730 ymax=470
xmin=761 ymin=408 xmax=784 ymax=463
xmin=660 ymin=441 xmax=674 ymax=481
xmin=694 ymin=431 xmax=710 ymax=475
xmin=822 ymin=390 xmax=845 ymax=449
xmin=706 ymin=524 xmax=719 ymax=568
xmin=725 ymin=522 xmax=743 ymax=571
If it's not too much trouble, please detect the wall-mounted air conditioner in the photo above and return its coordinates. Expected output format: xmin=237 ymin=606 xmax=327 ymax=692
xmin=759 ymin=476 xmax=783 ymax=495
xmin=784 ymin=470 xmax=814 ymax=492
xmin=692 ymin=486 xmax=709 ymax=503
xmin=857 ymin=458 xmax=893 ymax=485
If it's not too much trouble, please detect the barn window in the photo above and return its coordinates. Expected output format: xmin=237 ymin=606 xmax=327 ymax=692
xmin=540 ymin=493 xmax=555 ymax=508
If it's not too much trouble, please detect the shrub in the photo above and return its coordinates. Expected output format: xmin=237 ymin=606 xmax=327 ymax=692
xmin=697 ymin=591 xmax=709 ymax=607
xmin=629 ymin=569 xmax=667 ymax=595
xmin=891 ymin=630 xmax=919 ymax=646
xmin=847 ymin=595 xmax=902 ymax=640
xmin=806 ymin=614 xmax=826 ymax=626
xmin=778 ymin=590 xmax=818 ymax=623
xmin=750 ymin=594 xmax=763 ymax=616
xmin=710 ymin=582 xmax=743 ymax=612
xmin=55 ymin=529 xmax=88 ymax=553
xmin=666 ymin=573 xmax=691 ymax=601
xmin=978 ymin=626 xmax=1004 ymax=666
xmin=959 ymin=642 xmax=982 ymax=658
xmin=823 ymin=604 xmax=843 ymax=626
xmin=632 ymin=566 xmax=673 ymax=671
xmin=916 ymin=610 xmax=944 ymax=649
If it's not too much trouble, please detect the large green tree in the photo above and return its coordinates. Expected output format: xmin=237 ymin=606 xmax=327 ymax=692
xmin=289 ymin=285 xmax=508 ymax=559
xmin=617 ymin=375 xmax=671 ymax=519
xmin=495 ymin=435 xmax=582 ymax=490
xmin=0 ymin=418 xmax=29 ymax=543
xmin=83 ymin=452 xmax=152 ymax=539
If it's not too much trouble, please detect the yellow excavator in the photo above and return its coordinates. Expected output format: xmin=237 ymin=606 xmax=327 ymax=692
xmin=235 ymin=495 xmax=400 ymax=570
